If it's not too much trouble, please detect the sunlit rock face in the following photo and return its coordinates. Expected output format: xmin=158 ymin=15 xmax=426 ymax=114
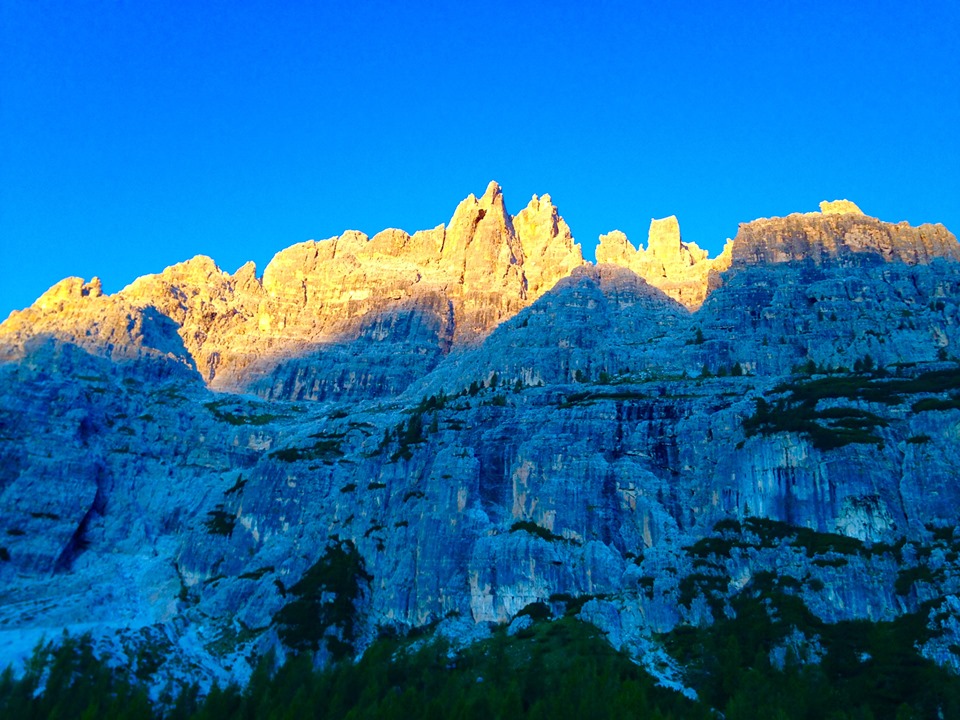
xmin=0 ymin=182 xmax=584 ymax=400
xmin=2 ymin=192 xmax=960 ymax=689
xmin=0 ymin=276 xmax=197 ymax=369
xmin=729 ymin=204 xmax=959 ymax=267
xmin=595 ymin=217 xmax=732 ymax=310
xmin=5 ymin=193 xmax=953 ymax=400
xmin=819 ymin=199 xmax=863 ymax=215
xmin=512 ymin=192 xmax=584 ymax=298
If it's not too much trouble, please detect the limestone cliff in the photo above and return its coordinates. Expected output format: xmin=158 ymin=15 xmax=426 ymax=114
xmin=595 ymin=217 xmax=732 ymax=310
xmin=594 ymin=202 xmax=957 ymax=311
xmin=0 ymin=276 xmax=196 ymax=368
xmin=730 ymin=202 xmax=959 ymax=267
xmin=2 ymin=190 xmax=960 ymax=695
xmin=4 ymin=194 xmax=955 ymax=397
xmin=0 ymin=182 xmax=584 ymax=397
xmin=513 ymin=193 xmax=583 ymax=298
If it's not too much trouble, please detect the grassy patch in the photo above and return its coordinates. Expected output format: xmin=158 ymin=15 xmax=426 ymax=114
xmin=205 ymin=400 xmax=283 ymax=426
xmin=687 ymin=518 xmax=871 ymax=563
xmin=664 ymin=580 xmax=960 ymax=719
xmin=895 ymin=565 xmax=944 ymax=595
xmin=744 ymin=396 xmax=887 ymax=450
xmin=270 ymin=436 xmax=344 ymax=462
xmin=912 ymin=396 xmax=960 ymax=413
xmin=813 ymin=557 xmax=848 ymax=568
xmin=224 ymin=475 xmax=246 ymax=495
xmin=559 ymin=389 xmax=649 ymax=407
xmin=745 ymin=366 xmax=960 ymax=450
xmin=678 ymin=572 xmax=729 ymax=613
xmin=790 ymin=526 xmax=865 ymax=557
xmin=509 ymin=520 xmax=579 ymax=544
xmin=685 ymin=535 xmax=747 ymax=558
xmin=926 ymin=523 xmax=956 ymax=543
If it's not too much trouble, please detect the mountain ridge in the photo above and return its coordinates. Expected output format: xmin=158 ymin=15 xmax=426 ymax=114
xmin=2 ymin=183 xmax=955 ymax=394
xmin=2 ymin=184 xmax=960 ymax=703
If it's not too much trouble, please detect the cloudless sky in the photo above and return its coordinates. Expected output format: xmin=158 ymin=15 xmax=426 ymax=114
xmin=2 ymin=0 xmax=958 ymax=318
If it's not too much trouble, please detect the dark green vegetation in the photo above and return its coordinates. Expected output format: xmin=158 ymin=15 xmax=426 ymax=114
xmin=7 ymin=517 xmax=960 ymax=719
xmin=744 ymin=364 xmax=960 ymax=450
xmin=1 ymin=618 xmax=706 ymax=720
xmin=664 ymin=587 xmax=960 ymax=719
xmin=684 ymin=517 xmax=872 ymax=561
xmin=273 ymin=540 xmax=371 ymax=661
xmin=664 ymin=517 xmax=960 ymax=717
xmin=744 ymin=395 xmax=887 ymax=450
xmin=676 ymin=517 xmax=957 ymax=611
xmin=509 ymin=519 xmax=580 ymax=544
xmin=387 ymin=410 xmax=427 ymax=462
xmin=894 ymin=565 xmax=943 ymax=596
xmin=0 ymin=635 xmax=154 ymax=720
xmin=202 ymin=506 xmax=235 ymax=537
xmin=7 ymin=604 xmax=960 ymax=720
xmin=912 ymin=396 xmax=960 ymax=412
xmin=204 ymin=400 xmax=282 ymax=426
xmin=559 ymin=389 xmax=649 ymax=407
xmin=6 ymin=502 xmax=960 ymax=720
xmin=269 ymin=433 xmax=344 ymax=463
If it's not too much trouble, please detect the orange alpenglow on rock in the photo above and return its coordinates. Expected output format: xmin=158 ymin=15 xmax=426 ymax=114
xmin=0 ymin=182 xmax=585 ymax=391
xmin=595 ymin=216 xmax=731 ymax=311
xmin=819 ymin=199 xmax=863 ymax=215
xmin=730 ymin=200 xmax=960 ymax=267
xmin=2 ymin=188 xmax=957 ymax=392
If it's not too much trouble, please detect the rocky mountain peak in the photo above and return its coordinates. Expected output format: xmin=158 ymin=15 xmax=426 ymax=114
xmin=513 ymin=192 xmax=583 ymax=298
xmin=730 ymin=204 xmax=960 ymax=267
xmin=33 ymin=276 xmax=104 ymax=313
xmin=819 ymin=199 xmax=863 ymax=215
xmin=442 ymin=181 xmax=519 ymax=279
xmin=594 ymin=230 xmax=636 ymax=262
xmin=646 ymin=216 xmax=681 ymax=259
xmin=595 ymin=217 xmax=721 ymax=310
xmin=3 ymin=187 xmax=958 ymax=396
xmin=0 ymin=183 xmax=587 ymax=394
xmin=231 ymin=260 xmax=261 ymax=292
xmin=481 ymin=179 xmax=503 ymax=202
xmin=3 ymin=185 xmax=960 ymax=701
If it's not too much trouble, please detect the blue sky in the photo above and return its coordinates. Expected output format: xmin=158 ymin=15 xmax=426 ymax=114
xmin=2 ymin=0 xmax=958 ymax=319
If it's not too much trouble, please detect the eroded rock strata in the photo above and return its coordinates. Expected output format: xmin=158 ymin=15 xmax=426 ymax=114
xmin=1 ymin=186 xmax=959 ymax=697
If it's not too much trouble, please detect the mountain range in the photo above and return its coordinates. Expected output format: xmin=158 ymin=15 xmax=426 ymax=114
xmin=2 ymin=182 xmax=960 ymax=710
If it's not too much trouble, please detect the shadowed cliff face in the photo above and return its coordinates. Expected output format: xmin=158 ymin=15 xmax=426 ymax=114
xmin=2 ymin=189 xmax=960 ymax=691
xmin=243 ymin=294 xmax=457 ymax=402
